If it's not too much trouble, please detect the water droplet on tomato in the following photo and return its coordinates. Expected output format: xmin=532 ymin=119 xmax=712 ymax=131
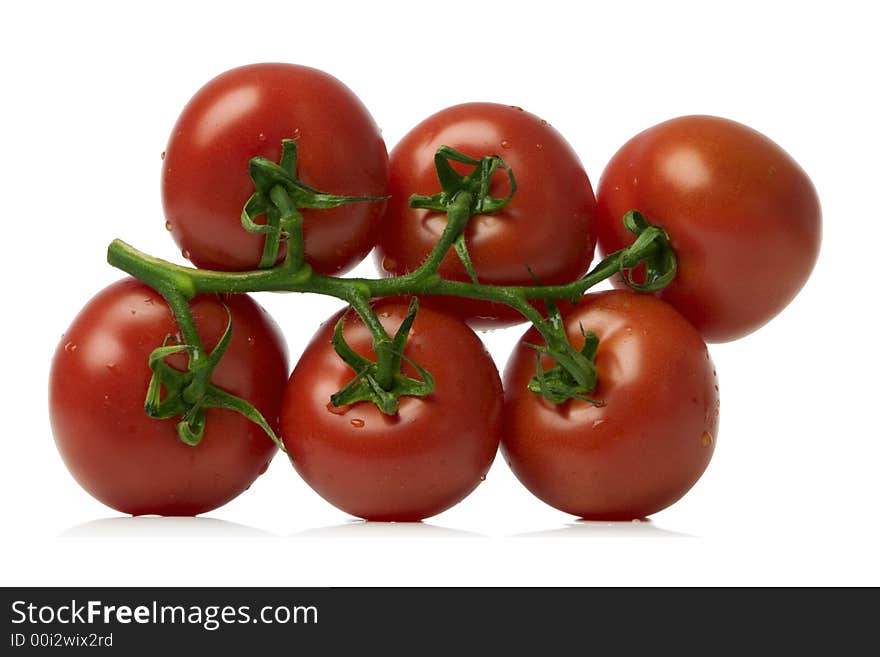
xmin=160 ymin=151 xmax=166 ymax=160
xmin=382 ymin=256 xmax=397 ymax=272
xmin=64 ymin=341 xmax=77 ymax=353
xmin=165 ymin=220 xmax=172 ymax=231
xmin=106 ymin=363 xmax=116 ymax=371
xmin=182 ymin=249 xmax=191 ymax=260
xmin=258 ymin=132 xmax=266 ymax=142
xmin=540 ymin=119 xmax=548 ymax=126
xmin=500 ymin=139 xmax=512 ymax=149
xmin=536 ymin=143 xmax=544 ymax=150
xmin=247 ymin=336 xmax=255 ymax=346
xmin=480 ymin=474 xmax=487 ymax=481
xmin=509 ymin=105 xmax=524 ymax=112
xmin=700 ymin=432 xmax=713 ymax=448
xmin=350 ymin=418 xmax=365 ymax=428
xmin=326 ymin=402 xmax=346 ymax=416
xmin=292 ymin=127 xmax=301 ymax=139
xmin=144 ymin=297 xmax=154 ymax=305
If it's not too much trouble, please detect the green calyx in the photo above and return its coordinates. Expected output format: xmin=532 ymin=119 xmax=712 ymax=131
xmin=525 ymin=297 xmax=604 ymax=405
xmin=329 ymin=297 xmax=435 ymax=416
xmin=241 ymin=139 xmax=387 ymax=270
xmin=409 ymin=146 xmax=517 ymax=283
xmin=143 ymin=307 xmax=290 ymax=457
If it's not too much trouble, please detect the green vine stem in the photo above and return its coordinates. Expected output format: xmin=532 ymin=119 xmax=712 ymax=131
xmin=106 ymin=145 xmax=676 ymax=440
xmin=108 ymin=218 xmax=670 ymax=330
xmin=108 ymin=210 xmax=672 ymax=335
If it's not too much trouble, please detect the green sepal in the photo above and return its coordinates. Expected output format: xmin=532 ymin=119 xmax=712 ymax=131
xmin=144 ymin=338 xmax=193 ymax=419
xmin=205 ymin=385 xmax=291 ymax=460
xmin=206 ymin=306 xmax=234 ymax=367
xmin=177 ymin=406 xmax=207 ymax=446
xmin=331 ymin=310 xmax=373 ymax=373
xmin=453 ymin=234 xmax=480 ymax=284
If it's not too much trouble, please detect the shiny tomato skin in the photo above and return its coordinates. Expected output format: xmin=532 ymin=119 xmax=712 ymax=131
xmin=502 ymin=290 xmax=719 ymax=520
xmin=49 ymin=278 xmax=289 ymax=516
xmin=595 ymin=115 xmax=821 ymax=343
xmin=281 ymin=302 xmax=503 ymax=521
xmin=375 ymin=102 xmax=597 ymax=327
xmin=162 ymin=63 xmax=389 ymax=274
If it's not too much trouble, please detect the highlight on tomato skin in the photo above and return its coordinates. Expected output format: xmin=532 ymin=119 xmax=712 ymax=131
xmin=280 ymin=301 xmax=504 ymax=522
xmin=161 ymin=62 xmax=389 ymax=275
xmin=375 ymin=102 xmax=597 ymax=328
xmin=501 ymin=290 xmax=720 ymax=520
xmin=48 ymin=278 xmax=290 ymax=517
xmin=595 ymin=114 xmax=821 ymax=343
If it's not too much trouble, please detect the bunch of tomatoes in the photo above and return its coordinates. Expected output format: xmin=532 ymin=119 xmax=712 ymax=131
xmin=48 ymin=63 xmax=821 ymax=522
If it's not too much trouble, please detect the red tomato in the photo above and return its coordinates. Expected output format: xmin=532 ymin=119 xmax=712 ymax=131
xmin=162 ymin=63 xmax=389 ymax=274
xmin=502 ymin=291 xmax=719 ymax=520
xmin=49 ymin=278 xmax=289 ymax=516
xmin=281 ymin=302 xmax=503 ymax=521
xmin=375 ymin=103 xmax=596 ymax=327
xmin=595 ymin=115 xmax=821 ymax=342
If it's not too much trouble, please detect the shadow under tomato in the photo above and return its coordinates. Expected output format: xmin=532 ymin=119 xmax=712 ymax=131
xmin=514 ymin=519 xmax=693 ymax=538
xmin=291 ymin=519 xmax=485 ymax=539
xmin=60 ymin=516 xmax=273 ymax=538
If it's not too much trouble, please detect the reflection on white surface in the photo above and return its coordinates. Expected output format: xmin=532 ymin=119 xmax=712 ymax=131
xmin=59 ymin=517 xmax=689 ymax=539
xmin=516 ymin=519 xmax=692 ymax=538
xmin=60 ymin=516 xmax=272 ymax=538
xmin=292 ymin=519 xmax=484 ymax=539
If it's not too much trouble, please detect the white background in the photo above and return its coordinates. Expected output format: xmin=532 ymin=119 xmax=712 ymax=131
xmin=1 ymin=1 xmax=877 ymax=586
